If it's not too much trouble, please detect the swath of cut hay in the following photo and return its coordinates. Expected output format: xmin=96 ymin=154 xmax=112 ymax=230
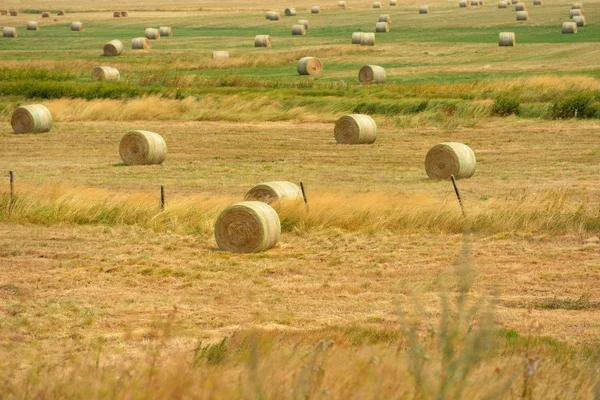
xmin=499 ymin=32 xmax=515 ymax=46
xmin=3 ymin=27 xmax=17 ymax=38
xmin=71 ymin=22 xmax=84 ymax=31
xmin=159 ymin=26 xmax=173 ymax=37
xmin=255 ymin=35 xmax=271 ymax=47
xmin=244 ymin=181 xmax=303 ymax=208
xmin=131 ymin=37 xmax=150 ymax=50
xmin=285 ymin=7 xmax=296 ymax=16
xmin=334 ymin=114 xmax=377 ymax=145
xmin=376 ymin=22 xmax=389 ymax=32
xmin=212 ymin=50 xmax=230 ymax=60
xmin=562 ymin=21 xmax=577 ymax=33
xmin=292 ymin=24 xmax=306 ymax=35
xmin=119 ymin=130 xmax=167 ymax=165
xmin=11 ymin=104 xmax=52 ymax=134
xmin=424 ymin=142 xmax=476 ymax=180
xmin=91 ymin=66 xmax=120 ymax=82
xmin=214 ymin=201 xmax=281 ymax=254
xmin=298 ymin=19 xmax=309 ymax=29
xmin=103 ymin=40 xmax=123 ymax=56
xmin=358 ymin=65 xmax=386 ymax=83
xmin=26 ymin=21 xmax=39 ymax=31
xmin=297 ymin=57 xmax=322 ymax=76
xmin=145 ymin=28 xmax=160 ymax=40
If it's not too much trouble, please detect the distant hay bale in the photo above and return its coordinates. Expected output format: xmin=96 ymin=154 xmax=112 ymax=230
xmin=515 ymin=3 xmax=526 ymax=10
xmin=516 ymin=11 xmax=529 ymax=20
xmin=498 ymin=32 xmax=515 ymax=46
xmin=479 ymin=0 xmax=484 ymax=5
xmin=103 ymin=39 xmax=124 ymax=56
xmin=298 ymin=19 xmax=309 ymax=29
xmin=569 ymin=9 xmax=581 ymax=18
xmin=57 ymin=10 xmax=65 ymax=16
xmin=390 ymin=0 xmax=398 ymax=5
xmin=9 ymin=10 xmax=18 ymax=16
xmin=572 ymin=2 xmax=583 ymax=9
xmin=26 ymin=21 xmax=39 ymax=31
xmin=419 ymin=5 xmax=429 ymax=13
xmin=11 ymin=104 xmax=52 ymax=134
xmin=511 ymin=0 xmax=518 ymax=4
xmin=373 ymin=2 xmax=382 ymax=8
xmin=360 ymin=32 xmax=375 ymax=46
xmin=121 ymin=11 xmax=128 ymax=17
xmin=379 ymin=14 xmax=392 ymax=23
xmin=352 ymin=32 xmax=363 ymax=44
xmin=573 ymin=15 xmax=586 ymax=26
xmin=498 ymin=1 xmax=507 ymax=8
xmin=91 ymin=66 xmax=120 ymax=82
xmin=71 ymin=22 xmax=84 ymax=31
xmin=159 ymin=26 xmax=172 ymax=37
xmin=214 ymin=201 xmax=281 ymax=254
xmin=42 ymin=12 xmax=50 ymax=18
xmin=533 ymin=0 xmax=542 ymax=5
xmin=145 ymin=28 xmax=160 ymax=40
xmin=244 ymin=181 xmax=303 ymax=206
xmin=266 ymin=11 xmax=280 ymax=20
xmin=212 ymin=50 xmax=230 ymax=59
xmin=285 ymin=7 xmax=297 ymax=15
xmin=562 ymin=21 xmax=578 ymax=33
xmin=311 ymin=6 xmax=320 ymax=13
xmin=292 ymin=24 xmax=306 ymax=35
xmin=3 ymin=27 xmax=17 ymax=37
xmin=0 ymin=10 xmax=7 ymax=15
xmin=470 ymin=0 xmax=478 ymax=5
xmin=119 ymin=130 xmax=167 ymax=165
xmin=334 ymin=114 xmax=377 ymax=144
xmin=297 ymin=56 xmax=323 ymax=75
xmin=131 ymin=37 xmax=150 ymax=50
xmin=113 ymin=11 xmax=121 ymax=17
xmin=255 ymin=35 xmax=271 ymax=47
xmin=376 ymin=22 xmax=389 ymax=32
xmin=359 ymin=64 xmax=386 ymax=83
xmin=338 ymin=1 xmax=347 ymax=8
xmin=460 ymin=1 xmax=469 ymax=7
xmin=425 ymin=142 xmax=476 ymax=180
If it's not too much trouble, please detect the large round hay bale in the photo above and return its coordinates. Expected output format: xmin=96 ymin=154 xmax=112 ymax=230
xmin=3 ymin=27 xmax=17 ymax=37
xmin=9 ymin=10 xmax=18 ymax=16
xmin=103 ymin=40 xmax=124 ymax=56
xmin=255 ymin=35 xmax=271 ymax=47
xmin=292 ymin=24 xmax=306 ymax=35
xmin=498 ymin=32 xmax=515 ymax=46
xmin=359 ymin=65 xmax=386 ymax=83
xmin=379 ymin=14 xmax=392 ymax=23
xmin=297 ymin=57 xmax=323 ymax=75
xmin=498 ymin=1 xmax=507 ymax=8
xmin=11 ymin=105 xmax=53 ymax=134
xmin=26 ymin=21 xmax=39 ymax=31
xmin=145 ymin=28 xmax=160 ymax=40
xmin=334 ymin=114 xmax=377 ymax=145
xmin=298 ymin=19 xmax=309 ymax=29
xmin=460 ymin=1 xmax=469 ymax=7
xmin=244 ymin=181 xmax=303 ymax=206
xmin=533 ymin=0 xmax=542 ymax=5
xmin=42 ymin=12 xmax=50 ymax=18
xmin=285 ymin=7 xmax=297 ymax=15
xmin=569 ymin=9 xmax=582 ymax=18
xmin=373 ymin=2 xmax=382 ymax=8
xmin=511 ymin=0 xmax=518 ymax=4
xmin=121 ymin=11 xmax=129 ymax=17
xmin=390 ymin=0 xmax=398 ymax=5
xmin=562 ymin=21 xmax=578 ymax=33
xmin=516 ymin=11 xmax=529 ymax=20
xmin=338 ymin=1 xmax=347 ymax=8
xmin=119 ymin=130 xmax=167 ymax=165
xmin=572 ymin=2 xmax=583 ymax=9
xmin=213 ymin=50 xmax=230 ymax=60
xmin=266 ymin=11 xmax=280 ymax=20
xmin=419 ymin=5 xmax=429 ymax=13
xmin=311 ymin=6 xmax=320 ymax=13
xmin=57 ymin=10 xmax=65 ymax=16
xmin=573 ymin=15 xmax=586 ymax=26
xmin=425 ymin=142 xmax=476 ymax=180
xmin=71 ymin=22 xmax=84 ymax=31
xmin=375 ymin=22 xmax=389 ymax=32
xmin=113 ymin=11 xmax=121 ymax=17
xmin=360 ymin=32 xmax=375 ymax=46
xmin=214 ymin=201 xmax=281 ymax=254
xmin=352 ymin=32 xmax=363 ymax=44
xmin=131 ymin=37 xmax=150 ymax=50
xmin=470 ymin=0 xmax=478 ymax=5
xmin=91 ymin=66 xmax=120 ymax=82
xmin=159 ymin=26 xmax=172 ymax=37
xmin=515 ymin=3 xmax=526 ymax=10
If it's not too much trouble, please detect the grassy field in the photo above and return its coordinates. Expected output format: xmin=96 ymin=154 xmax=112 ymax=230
xmin=1 ymin=0 xmax=600 ymax=398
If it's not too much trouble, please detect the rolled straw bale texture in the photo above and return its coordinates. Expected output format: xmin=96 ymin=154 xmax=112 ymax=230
xmin=9 ymin=10 xmax=18 ymax=16
xmin=515 ymin=3 xmax=526 ymax=10
xmin=498 ymin=32 xmax=515 ymax=46
xmin=460 ymin=1 xmax=469 ymax=7
xmin=379 ymin=14 xmax=392 ymax=23
xmin=573 ymin=15 xmax=586 ymax=26
xmin=298 ymin=19 xmax=309 ymax=29
xmin=121 ymin=11 xmax=128 ymax=16
xmin=311 ymin=6 xmax=320 ymax=13
xmin=533 ymin=0 xmax=542 ymax=5
xmin=516 ymin=11 xmax=529 ymax=20
xmin=572 ymin=2 xmax=583 ymax=9
xmin=145 ymin=28 xmax=160 ymax=40
xmin=159 ymin=26 xmax=172 ymax=37
xmin=338 ymin=1 xmax=347 ymax=8
xmin=376 ymin=22 xmax=389 ymax=32
xmin=3 ymin=27 xmax=17 ymax=37
xmin=113 ymin=11 xmax=121 ymax=17
xmin=119 ymin=130 xmax=167 ymax=165
xmin=26 ymin=21 xmax=39 ymax=31
xmin=215 ymin=201 xmax=281 ymax=254
xmin=352 ymin=32 xmax=362 ymax=44
xmin=511 ymin=0 xmax=518 ymax=4
xmin=569 ymin=9 xmax=581 ymax=18
xmin=373 ymin=2 xmax=382 ymax=8
xmin=285 ymin=7 xmax=297 ymax=15
xmin=213 ymin=50 xmax=230 ymax=59
xmin=131 ymin=37 xmax=150 ymax=49
xmin=0 ymin=10 xmax=7 ymax=15
xmin=11 ymin=105 xmax=52 ymax=134
xmin=562 ymin=21 xmax=577 ymax=33
xmin=470 ymin=0 xmax=478 ymax=5
xmin=292 ymin=24 xmax=306 ymax=35
xmin=244 ymin=181 xmax=303 ymax=206
xmin=360 ymin=32 xmax=375 ymax=46
xmin=390 ymin=0 xmax=398 ymax=5
xmin=334 ymin=114 xmax=377 ymax=145
xmin=425 ymin=142 xmax=476 ymax=180
xmin=266 ymin=11 xmax=280 ymax=20
xmin=42 ymin=12 xmax=50 ymax=18
xmin=297 ymin=57 xmax=322 ymax=75
xmin=359 ymin=65 xmax=386 ymax=83
xmin=71 ymin=22 xmax=84 ymax=31
xmin=498 ymin=1 xmax=507 ymax=8
xmin=419 ymin=5 xmax=429 ymax=13
xmin=57 ymin=10 xmax=65 ymax=15
xmin=103 ymin=39 xmax=124 ymax=56
xmin=255 ymin=35 xmax=271 ymax=47
xmin=479 ymin=0 xmax=484 ymax=5
xmin=91 ymin=66 xmax=120 ymax=82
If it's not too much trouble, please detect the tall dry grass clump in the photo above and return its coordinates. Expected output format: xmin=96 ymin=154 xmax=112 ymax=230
xmin=119 ymin=130 xmax=167 ymax=165
xmin=9 ymin=10 xmax=18 ymax=16
xmin=103 ymin=40 xmax=124 ymax=56
xmin=10 ymin=104 xmax=53 ymax=134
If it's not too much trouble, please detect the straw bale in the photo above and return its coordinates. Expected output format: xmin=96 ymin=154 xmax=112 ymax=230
xmin=562 ymin=21 xmax=577 ymax=33
xmin=419 ymin=5 xmax=429 ymax=13
xmin=71 ymin=22 xmax=84 ymax=31
xmin=145 ymin=28 xmax=160 ymax=40
xmin=11 ymin=104 xmax=52 ymax=134
xmin=360 ymin=32 xmax=375 ymax=46
xmin=425 ymin=142 xmax=476 ymax=180
xmin=516 ymin=11 xmax=529 ymax=20
xmin=119 ymin=130 xmax=167 ymax=165
xmin=159 ymin=26 xmax=172 ymax=37
xmin=298 ymin=19 xmax=309 ymax=29
xmin=334 ymin=114 xmax=377 ymax=144
xmin=91 ymin=66 xmax=120 ymax=82
xmin=359 ymin=65 xmax=386 ymax=83
xmin=285 ymin=8 xmax=297 ymax=15
xmin=3 ymin=27 xmax=17 ymax=37
xmin=213 ymin=50 xmax=230 ymax=59
xmin=26 ymin=21 xmax=39 ymax=31
xmin=379 ymin=14 xmax=391 ymax=23
xmin=103 ymin=40 xmax=123 ymax=56
xmin=292 ymin=24 xmax=306 ymax=35
xmin=498 ymin=32 xmax=515 ymax=46
xmin=131 ymin=37 xmax=150 ymax=49
xmin=573 ymin=15 xmax=586 ymax=26
xmin=244 ymin=181 xmax=303 ymax=206
xmin=311 ymin=6 xmax=320 ymax=13
xmin=297 ymin=56 xmax=323 ymax=75
xmin=255 ymin=35 xmax=271 ymax=47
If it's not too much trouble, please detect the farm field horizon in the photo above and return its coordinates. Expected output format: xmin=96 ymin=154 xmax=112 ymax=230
xmin=1 ymin=0 xmax=600 ymax=398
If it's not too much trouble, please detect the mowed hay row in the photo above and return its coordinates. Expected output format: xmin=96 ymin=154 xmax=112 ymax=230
xmin=131 ymin=37 xmax=150 ymax=50
xmin=516 ymin=11 xmax=529 ymax=20
xmin=71 ymin=22 xmax=84 ymax=31
xmin=159 ymin=26 xmax=173 ymax=37
xmin=424 ymin=142 xmax=476 ymax=180
xmin=11 ymin=104 xmax=53 ymax=134
xmin=515 ymin=2 xmax=527 ymax=10
xmin=285 ymin=7 xmax=297 ymax=16
xmin=419 ymin=5 xmax=429 ymax=13
xmin=573 ymin=15 xmax=586 ymax=26
xmin=569 ymin=9 xmax=582 ymax=18
xmin=212 ymin=50 xmax=230 ymax=60
xmin=145 ymin=28 xmax=161 ymax=40
xmin=311 ymin=6 xmax=320 ymax=13
xmin=214 ymin=201 xmax=281 ymax=254
xmin=360 ymin=32 xmax=375 ymax=46
xmin=379 ymin=14 xmax=392 ymax=23
xmin=297 ymin=56 xmax=323 ymax=75
xmin=292 ymin=24 xmax=306 ymax=35
xmin=3 ymin=27 xmax=17 ymax=37
xmin=255 ymin=35 xmax=271 ymax=47
xmin=334 ymin=114 xmax=377 ymax=145
xmin=562 ymin=21 xmax=578 ymax=33
xmin=103 ymin=39 xmax=124 ymax=56
xmin=298 ymin=19 xmax=309 ymax=29
xmin=359 ymin=64 xmax=386 ymax=83
xmin=244 ymin=181 xmax=303 ymax=207
xmin=376 ymin=22 xmax=389 ymax=32
xmin=26 ymin=21 xmax=39 ymax=31
xmin=91 ymin=66 xmax=120 ymax=82
xmin=499 ymin=32 xmax=515 ymax=46
xmin=119 ymin=130 xmax=167 ymax=166
xmin=41 ymin=12 xmax=50 ymax=18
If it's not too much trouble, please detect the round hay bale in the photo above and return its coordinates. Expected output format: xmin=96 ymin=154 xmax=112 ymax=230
xmin=498 ymin=1 xmax=507 ymax=8
xmin=297 ymin=57 xmax=323 ymax=75
xmin=42 ymin=12 xmax=50 ymax=18
xmin=311 ymin=6 xmax=320 ymax=13
xmin=379 ymin=14 xmax=392 ymax=23
xmin=460 ymin=1 xmax=469 ymax=7
xmin=352 ymin=32 xmax=363 ymax=44
xmin=419 ymin=5 xmax=429 ymax=13
xmin=562 ymin=21 xmax=577 ymax=33
xmin=3 ymin=27 xmax=17 ymax=37
xmin=214 ymin=201 xmax=281 ymax=254
xmin=213 ymin=50 xmax=230 ymax=60
xmin=266 ymin=11 xmax=280 ymax=20
xmin=373 ymin=2 xmax=382 ymax=8
xmin=515 ymin=3 xmax=526 ymax=10
xmin=572 ymin=2 xmax=583 ymax=9
xmin=285 ymin=7 xmax=297 ymax=15
xmin=103 ymin=40 xmax=124 ymax=56
xmin=338 ymin=1 xmax=347 ymax=8
xmin=71 ymin=22 xmax=84 ymax=31
xmin=569 ymin=9 xmax=581 ymax=18
xmin=9 ymin=10 xmax=18 ymax=16
xmin=0 ymin=10 xmax=7 ymax=15
xmin=334 ymin=114 xmax=377 ymax=145
xmin=360 ymin=32 xmax=375 ymax=46
xmin=292 ymin=24 xmax=306 ymax=35
xmin=425 ymin=142 xmax=476 ymax=180
xmin=390 ymin=0 xmax=398 ymax=5
xmin=121 ymin=11 xmax=129 ymax=17
xmin=11 ymin=105 xmax=52 ymax=134
xmin=511 ymin=0 xmax=518 ymax=4
xmin=376 ymin=22 xmax=389 ymax=32
xmin=359 ymin=65 xmax=386 ymax=83
xmin=145 ymin=28 xmax=160 ymax=40
xmin=113 ymin=11 xmax=121 ymax=17
xmin=470 ymin=0 xmax=479 ymax=5
xmin=298 ymin=19 xmax=309 ymax=29
xmin=119 ymin=130 xmax=167 ymax=165
xmin=498 ymin=32 xmax=515 ymax=46
xmin=533 ymin=0 xmax=542 ymax=5
xmin=516 ymin=11 xmax=529 ymax=20
xmin=244 ymin=181 xmax=303 ymax=206
xmin=255 ymin=35 xmax=271 ymax=47
xmin=57 ymin=10 xmax=65 ymax=16
xmin=573 ymin=15 xmax=586 ymax=26
xmin=131 ymin=37 xmax=150 ymax=50
xmin=26 ymin=21 xmax=39 ymax=31
xmin=159 ymin=26 xmax=172 ymax=37
xmin=479 ymin=0 xmax=484 ymax=5
xmin=91 ymin=66 xmax=120 ymax=82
